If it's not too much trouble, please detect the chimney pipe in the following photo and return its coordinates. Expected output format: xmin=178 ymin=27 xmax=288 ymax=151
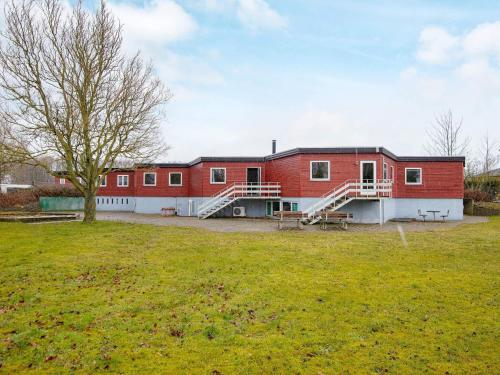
xmin=272 ymin=139 xmax=276 ymax=154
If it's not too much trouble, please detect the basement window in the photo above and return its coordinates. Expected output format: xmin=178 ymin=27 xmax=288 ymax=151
xmin=117 ymin=175 xmax=129 ymax=187
xmin=210 ymin=168 xmax=226 ymax=184
xmin=310 ymin=161 xmax=330 ymax=181
xmin=169 ymin=172 xmax=182 ymax=186
xmin=144 ymin=172 xmax=156 ymax=186
xmin=405 ymin=168 xmax=422 ymax=185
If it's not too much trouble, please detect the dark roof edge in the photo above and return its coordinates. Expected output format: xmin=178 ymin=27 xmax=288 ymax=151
xmin=137 ymin=147 xmax=466 ymax=167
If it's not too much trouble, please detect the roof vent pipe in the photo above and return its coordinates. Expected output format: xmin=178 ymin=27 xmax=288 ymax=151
xmin=272 ymin=140 xmax=276 ymax=154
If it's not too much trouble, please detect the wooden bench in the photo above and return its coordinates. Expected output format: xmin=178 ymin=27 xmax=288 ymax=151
xmin=274 ymin=211 xmax=304 ymax=230
xmin=161 ymin=207 xmax=176 ymax=216
xmin=318 ymin=210 xmax=352 ymax=230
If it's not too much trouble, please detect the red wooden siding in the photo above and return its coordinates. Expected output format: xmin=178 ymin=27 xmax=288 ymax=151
xmin=265 ymin=154 xmax=301 ymax=196
xmin=134 ymin=168 xmax=190 ymax=197
xmin=96 ymin=171 xmax=135 ymax=196
xmin=394 ymin=161 xmax=464 ymax=199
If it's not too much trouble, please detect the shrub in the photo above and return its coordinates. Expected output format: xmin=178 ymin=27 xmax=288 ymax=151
xmin=464 ymin=189 xmax=492 ymax=202
xmin=0 ymin=185 xmax=82 ymax=210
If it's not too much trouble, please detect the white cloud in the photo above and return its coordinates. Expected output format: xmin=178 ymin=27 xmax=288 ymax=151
xmin=416 ymin=27 xmax=459 ymax=64
xmin=462 ymin=21 xmax=500 ymax=61
xmin=236 ymin=0 xmax=287 ymax=31
xmin=108 ymin=0 xmax=197 ymax=48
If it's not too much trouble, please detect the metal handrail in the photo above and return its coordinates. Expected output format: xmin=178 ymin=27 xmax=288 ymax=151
xmin=198 ymin=182 xmax=281 ymax=214
xmin=303 ymin=179 xmax=393 ymax=218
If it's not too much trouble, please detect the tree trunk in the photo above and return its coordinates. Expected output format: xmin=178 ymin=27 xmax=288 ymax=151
xmin=83 ymin=190 xmax=96 ymax=223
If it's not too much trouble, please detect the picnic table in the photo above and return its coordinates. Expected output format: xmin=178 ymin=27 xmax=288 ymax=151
xmin=318 ymin=210 xmax=352 ymax=230
xmin=427 ymin=210 xmax=440 ymax=221
xmin=274 ymin=211 xmax=304 ymax=230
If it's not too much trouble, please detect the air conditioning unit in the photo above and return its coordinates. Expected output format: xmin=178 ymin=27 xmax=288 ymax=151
xmin=233 ymin=206 xmax=246 ymax=217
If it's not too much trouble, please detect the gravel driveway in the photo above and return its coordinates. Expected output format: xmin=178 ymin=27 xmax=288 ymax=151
xmin=96 ymin=212 xmax=488 ymax=233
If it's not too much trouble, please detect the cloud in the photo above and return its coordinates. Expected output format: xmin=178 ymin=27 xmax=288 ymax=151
xmin=416 ymin=27 xmax=459 ymax=64
xmin=236 ymin=0 xmax=287 ymax=31
xmin=108 ymin=0 xmax=197 ymax=48
xmin=462 ymin=21 xmax=500 ymax=61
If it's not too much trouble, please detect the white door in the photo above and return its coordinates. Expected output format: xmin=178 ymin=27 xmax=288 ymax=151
xmin=360 ymin=161 xmax=376 ymax=195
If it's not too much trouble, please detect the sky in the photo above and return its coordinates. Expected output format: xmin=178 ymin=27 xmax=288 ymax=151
xmin=3 ymin=0 xmax=500 ymax=162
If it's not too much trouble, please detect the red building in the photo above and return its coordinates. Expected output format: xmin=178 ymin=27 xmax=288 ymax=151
xmin=56 ymin=145 xmax=465 ymax=223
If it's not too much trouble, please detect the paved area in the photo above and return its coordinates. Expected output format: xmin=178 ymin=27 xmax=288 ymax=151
xmin=96 ymin=212 xmax=488 ymax=233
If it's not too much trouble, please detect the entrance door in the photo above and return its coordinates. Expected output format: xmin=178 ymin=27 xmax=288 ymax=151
xmin=360 ymin=161 xmax=376 ymax=195
xmin=266 ymin=201 xmax=281 ymax=216
xmin=247 ymin=168 xmax=260 ymax=184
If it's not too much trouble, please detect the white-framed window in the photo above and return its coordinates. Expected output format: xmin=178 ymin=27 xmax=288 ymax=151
xmin=99 ymin=175 xmax=107 ymax=187
xmin=405 ymin=168 xmax=422 ymax=185
xmin=143 ymin=172 xmax=156 ymax=186
xmin=390 ymin=166 xmax=394 ymax=180
xmin=210 ymin=168 xmax=226 ymax=184
xmin=59 ymin=178 xmax=66 ymax=185
xmin=383 ymin=163 xmax=388 ymax=180
xmin=310 ymin=161 xmax=330 ymax=181
xmin=117 ymin=175 xmax=129 ymax=187
xmin=169 ymin=172 xmax=182 ymax=186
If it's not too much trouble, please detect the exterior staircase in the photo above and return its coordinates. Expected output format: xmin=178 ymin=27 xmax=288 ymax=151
xmin=198 ymin=182 xmax=281 ymax=219
xmin=302 ymin=179 xmax=393 ymax=224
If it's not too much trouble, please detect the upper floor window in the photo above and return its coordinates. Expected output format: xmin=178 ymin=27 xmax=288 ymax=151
xmin=383 ymin=163 xmax=388 ymax=180
xmin=60 ymin=178 xmax=66 ymax=185
xmin=144 ymin=172 xmax=156 ymax=186
xmin=405 ymin=168 xmax=422 ymax=185
xmin=390 ymin=166 xmax=394 ymax=180
xmin=169 ymin=172 xmax=182 ymax=186
xmin=310 ymin=161 xmax=330 ymax=181
xmin=99 ymin=175 xmax=107 ymax=187
xmin=117 ymin=175 xmax=129 ymax=187
xmin=210 ymin=168 xmax=226 ymax=184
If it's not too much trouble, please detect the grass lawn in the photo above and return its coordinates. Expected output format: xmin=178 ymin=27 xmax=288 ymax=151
xmin=0 ymin=219 xmax=499 ymax=374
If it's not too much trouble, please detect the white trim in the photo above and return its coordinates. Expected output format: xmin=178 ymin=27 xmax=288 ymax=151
xmin=246 ymin=167 xmax=261 ymax=183
xmin=310 ymin=161 xmax=330 ymax=181
xmin=383 ymin=162 xmax=388 ymax=180
xmin=210 ymin=167 xmax=226 ymax=184
xmin=59 ymin=178 xmax=66 ymax=185
xmin=405 ymin=167 xmax=422 ymax=185
xmin=117 ymin=175 xmax=129 ymax=187
xmin=99 ymin=175 xmax=107 ymax=187
xmin=143 ymin=172 xmax=157 ymax=186
xmin=169 ymin=172 xmax=183 ymax=186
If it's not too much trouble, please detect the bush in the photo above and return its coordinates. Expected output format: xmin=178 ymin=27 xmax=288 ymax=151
xmin=0 ymin=185 xmax=82 ymax=210
xmin=464 ymin=189 xmax=492 ymax=202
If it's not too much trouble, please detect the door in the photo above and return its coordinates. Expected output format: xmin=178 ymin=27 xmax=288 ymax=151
xmin=360 ymin=161 xmax=376 ymax=195
xmin=266 ymin=201 xmax=281 ymax=216
xmin=247 ymin=167 xmax=260 ymax=195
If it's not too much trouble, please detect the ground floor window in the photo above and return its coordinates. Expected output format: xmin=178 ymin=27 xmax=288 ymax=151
xmin=266 ymin=201 xmax=298 ymax=215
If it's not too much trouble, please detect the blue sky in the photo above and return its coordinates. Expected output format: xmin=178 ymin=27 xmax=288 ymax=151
xmin=16 ymin=0 xmax=500 ymax=161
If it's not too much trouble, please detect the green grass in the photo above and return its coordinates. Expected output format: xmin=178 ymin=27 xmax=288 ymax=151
xmin=0 ymin=219 xmax=499 ymax=374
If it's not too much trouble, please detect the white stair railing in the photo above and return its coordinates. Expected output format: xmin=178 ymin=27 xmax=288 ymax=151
xmin=198 ymin=182 xmax=281 ymax=219
xmin=302 ymin=179 xmax=393 ymax=223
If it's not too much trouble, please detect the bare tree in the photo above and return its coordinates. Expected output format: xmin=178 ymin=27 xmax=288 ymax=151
xmin=479 ymin=133 xmax=499 ymax=175
xmin=425 ymin=110 xmax=469 ymax=156
xmin=0 ymin=123 xmax=11 ymax=183
xmin=0 ymin=0 xmax=171 ymax=222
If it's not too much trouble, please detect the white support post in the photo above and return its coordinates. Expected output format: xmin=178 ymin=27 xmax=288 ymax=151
xmin=379 ymin=199 xmax=383 ymax=226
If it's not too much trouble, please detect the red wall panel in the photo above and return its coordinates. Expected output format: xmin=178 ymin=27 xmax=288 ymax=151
xmin=134 ymin=167 xmax=190 ymax=197
xmin=395 ymin=161 xmax=464 ymax=198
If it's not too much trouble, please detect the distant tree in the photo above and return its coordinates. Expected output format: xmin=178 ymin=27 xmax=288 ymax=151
xmin=479 ymin=133 xmax=499 ymax=175
xmin=0 ymin=0 xmax=171 ymax=222
xmin=425 ymin=110 xmax=470 ymax=156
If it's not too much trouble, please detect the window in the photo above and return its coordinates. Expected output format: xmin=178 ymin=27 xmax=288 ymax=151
xmin=281 ymin=201 xmax=299 ymax=212
xmin=59 ymin=178 xmax=66 ymax=185
xmin=99 ymin=175 xmax=107 ymax=187
xmin=169 ymin=172 xmax=182 ymax=186
xmin=117 ymin=175 xmax=129 ymax=187
xmin=144 ymin=172 xmax=156 ymax=186
xmin=383 ymin=163 xmax=388 ymax=180
xmin=390 ymin=166 xmax=394 ymax=180
xmin=210 ymin=168 xmax=226 ymax=184
xmin=310 ymin=161 xmax=330 ymax=180
xmin=405 ymin=168 xmax=422 ymax=185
